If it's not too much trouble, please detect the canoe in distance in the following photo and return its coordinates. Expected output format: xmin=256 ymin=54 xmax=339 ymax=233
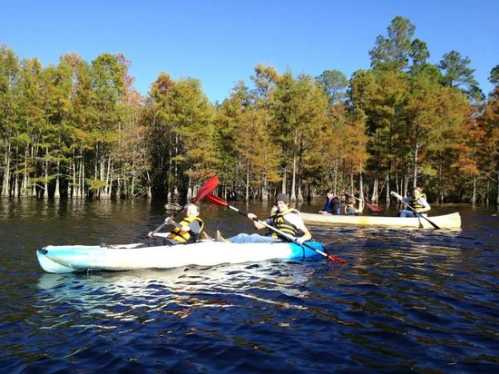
xmin=301 ymin=212 xmax=461 ymax=230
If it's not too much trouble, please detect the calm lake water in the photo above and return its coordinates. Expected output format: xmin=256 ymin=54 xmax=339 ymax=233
xmin=1 ymin=198 xmax=498 ymax=372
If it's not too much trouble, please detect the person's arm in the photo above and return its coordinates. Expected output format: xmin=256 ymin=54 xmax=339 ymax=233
xmin=416 ymin=198 xmax=431 ymax=213
xmin=150 ymin=232 xmax=170 ymax=238
xmin=188 ymin=221 xmax=201 ymax=235
xmin=247 ymin=213 xmax=267 ymax=230
xmin=285 ymin=214 xmax=312 ymax=243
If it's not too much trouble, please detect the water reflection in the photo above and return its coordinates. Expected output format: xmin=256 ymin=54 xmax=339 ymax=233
xmin=2 ymin=198 xmax=499 ymax=372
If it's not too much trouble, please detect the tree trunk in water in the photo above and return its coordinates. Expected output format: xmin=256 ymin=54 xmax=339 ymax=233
xmin=413 ymin=143 xmax=419 ymax=189
xmin=472 ymin=176 xmax=477 ymax=207
xmin=359 ymin=172 xmax=364 ymax=212
xmin=297 ymin=175 xmax=304 ymax=202
xmin=245 ymin=166 xmax=250 ymax=201
xmin=43 ymin=148 xmax=49 ymax=198
xmin=2 ymin=141 xmax=11 ymax=197
xmin=104 ymin=157 xmax=112 ymax=199
xmin=371 ymin=177 xmax=378 ymax=203
xmin=81 ymin=160 xmax=85 ymax=199
xmin=54 ymin=160 xmax=60 ymax=198
xmin=497 ymin=171 xmax=499 ymax=212
xmin=438 ymin=163 xmax=443 ymax=204
xmin=281 ymin=167 xmax=287 ymax=194
xmin=333 ymin=160 xmax=338 ymax=196
xmin=385 ymin=172 xmax=390 ymax=208
xmin=290 ymin=155 xmax=297 ymax=201
xmin=14 ymin=170 xmax=19 ymax=197
xmin=403 ymin=175 xmax=409 ymax=198
xmin=21 ymin=147 xmax=29 ymax=196
xmin=262 ymin=174 xmax=268 ymax=201
xmin=486 ymin=179 xmax=490 ymax=207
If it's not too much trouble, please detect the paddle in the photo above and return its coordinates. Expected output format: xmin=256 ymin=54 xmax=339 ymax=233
xmin=206 ymin=193 xmax=346 ymax=264
xmin=149 ymin=176 xmax=220 ymax=236
xmin=390 ymin=191 xmax=440 ymax=229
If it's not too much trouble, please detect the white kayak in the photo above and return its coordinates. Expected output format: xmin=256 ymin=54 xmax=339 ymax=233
xmin=36 ymin=240 xmax=324 ymax=274
xmin=301 ymin=212 xmax=461 ymax=229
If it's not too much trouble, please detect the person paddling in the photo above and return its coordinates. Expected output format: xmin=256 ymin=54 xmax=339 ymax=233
xmin=319 ymin=191 xmax=341 ymax=215
xmin=148 ymin=203 xmax=206 ymax=245
xmin=227 ymin=194 xmax=312 ymax=244
xmin=399 ymin=187 xmax=431 ymax=217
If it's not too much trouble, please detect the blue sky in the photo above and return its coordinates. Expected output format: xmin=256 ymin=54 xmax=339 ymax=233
xmin=1 ymin=0 xmax=498 ymax=102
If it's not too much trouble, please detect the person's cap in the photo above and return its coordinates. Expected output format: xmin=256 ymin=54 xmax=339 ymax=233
xmin=275 ymin=193 xmax=289 ymax=204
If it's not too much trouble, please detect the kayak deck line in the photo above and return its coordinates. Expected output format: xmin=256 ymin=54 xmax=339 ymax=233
xmin=301 ymin=212 xmax=462 ymax=230
xmin=36 ymin=240 xmax=325 ymax=274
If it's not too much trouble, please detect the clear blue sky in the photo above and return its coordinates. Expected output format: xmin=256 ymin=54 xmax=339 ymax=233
xmin=1 ymin=0 xmax=498 ymax=102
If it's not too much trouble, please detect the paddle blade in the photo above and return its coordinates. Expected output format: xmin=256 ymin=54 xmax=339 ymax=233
xmin=206 ymin=193 xmax=229 ymax=207
xmin=366 ymin=202 xmax=383 ymax=213
xmin=328 ymin=254 xmax=347 ymax=264
xmin=192 ymin=176 xmax=220 ymax=203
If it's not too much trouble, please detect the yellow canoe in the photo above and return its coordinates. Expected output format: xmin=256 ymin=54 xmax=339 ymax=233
xmin=301 ymin=212 xmax=462 ymax=230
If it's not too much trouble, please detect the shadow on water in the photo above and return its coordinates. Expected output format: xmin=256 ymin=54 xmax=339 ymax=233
xmin=0 ymin=198 xmax=498 ymax=372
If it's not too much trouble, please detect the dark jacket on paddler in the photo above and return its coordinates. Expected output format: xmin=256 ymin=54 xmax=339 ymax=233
xmin=323 ymin=197 xmax=340 ymax=214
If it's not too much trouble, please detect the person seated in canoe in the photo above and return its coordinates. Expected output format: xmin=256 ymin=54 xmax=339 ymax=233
xmin=319 ymin=192 xmax=341 ymax=215
xmin=399 ymin=187 xmax=431 ymax=217
xmin=227 ymin=193 xmax=312 ymax=244
xmin=343 ymin=192 xmax=360 ymax=215
xmin=148 ymin=203 xmax=206 ymax=244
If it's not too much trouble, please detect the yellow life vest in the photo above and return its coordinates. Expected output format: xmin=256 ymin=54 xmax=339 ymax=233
xmin=170 ymin=215 xmax=204 ymax=244
xmin=411 ymin=193 xmax=427 ymax=210
xmin=271 ymin=208 xmax=303 ymax=239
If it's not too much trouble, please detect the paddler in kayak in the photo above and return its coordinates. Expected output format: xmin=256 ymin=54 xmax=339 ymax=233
xmin=399 ymin=186 xmax=431 ymax=217
xmin=148 ymin=203 xmax=206 ymax=244
xmin=226 ymin=193 xmax=312 ymax=244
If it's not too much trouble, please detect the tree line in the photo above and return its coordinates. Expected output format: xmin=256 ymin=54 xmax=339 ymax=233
xmin=1 ymin=17 xmax=498 ymax=209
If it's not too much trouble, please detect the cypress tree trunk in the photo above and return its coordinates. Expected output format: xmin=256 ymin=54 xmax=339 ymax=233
xmin=371 ymin=177 xmax=378 ymax=203
xmin=472 ymin=176 xmax=477 ymax=207
xmin=21 ymin=147 xmax=29 ymax=196
xmin=333 ymin=159 xmax=338 ymax=196
xmin=486 ymin=179 xmax=490 ymax=207
xmin=54 ymin=160 xmax=60 ymax=198
xmin=385 ymin=172 xmax=390 ymax=208
xmin=262 ymin=174 xmax=268 ymax=201
xmin=281 ymin=167 xmax=287 ymax=194
xmin=81 ymin=159 xmax=85 ymax=199
xmin=496 ymin=171 xmax=499 ymax=212
xmin=43 ymin=150 xmax=49 ymax=199
xmin=413 ymin=143 xmax=419 ymax=189
xmin=245 ymin=164 xmax=250 ymax=201
xmin=291 ymin=155 xmax=297 ymax=201
xmin=350 ymin=172 xmax=354 ymax=195
xmin=359 ymin=172 xmax=364 ymax=212
xmin=2 ymin=141 xmax=11 ymax=197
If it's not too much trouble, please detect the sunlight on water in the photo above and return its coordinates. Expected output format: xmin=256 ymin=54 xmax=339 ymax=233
xmin=1 ymin=199 xmax=498 ymax=371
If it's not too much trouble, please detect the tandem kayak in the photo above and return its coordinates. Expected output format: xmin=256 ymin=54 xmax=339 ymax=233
xmin=301 ymin=212 xmax=461 ymax=229
xmin=36 ymin=241 xmax=324 ymax=274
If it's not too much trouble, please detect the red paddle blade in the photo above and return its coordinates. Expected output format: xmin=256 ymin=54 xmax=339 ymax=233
xmin=327 ymin=254 xmax=347 ymax=264
xmin=206 ymin=193 xmax=229 ymax=207
xmin=366 ymin=203 xmax=383 ymax=213
xmin=192 ymin=176 xmax=220 ymax=203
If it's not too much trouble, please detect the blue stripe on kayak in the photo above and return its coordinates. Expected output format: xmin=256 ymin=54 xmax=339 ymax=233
xmin=289 ymin=241 xmax=323 ymax=259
